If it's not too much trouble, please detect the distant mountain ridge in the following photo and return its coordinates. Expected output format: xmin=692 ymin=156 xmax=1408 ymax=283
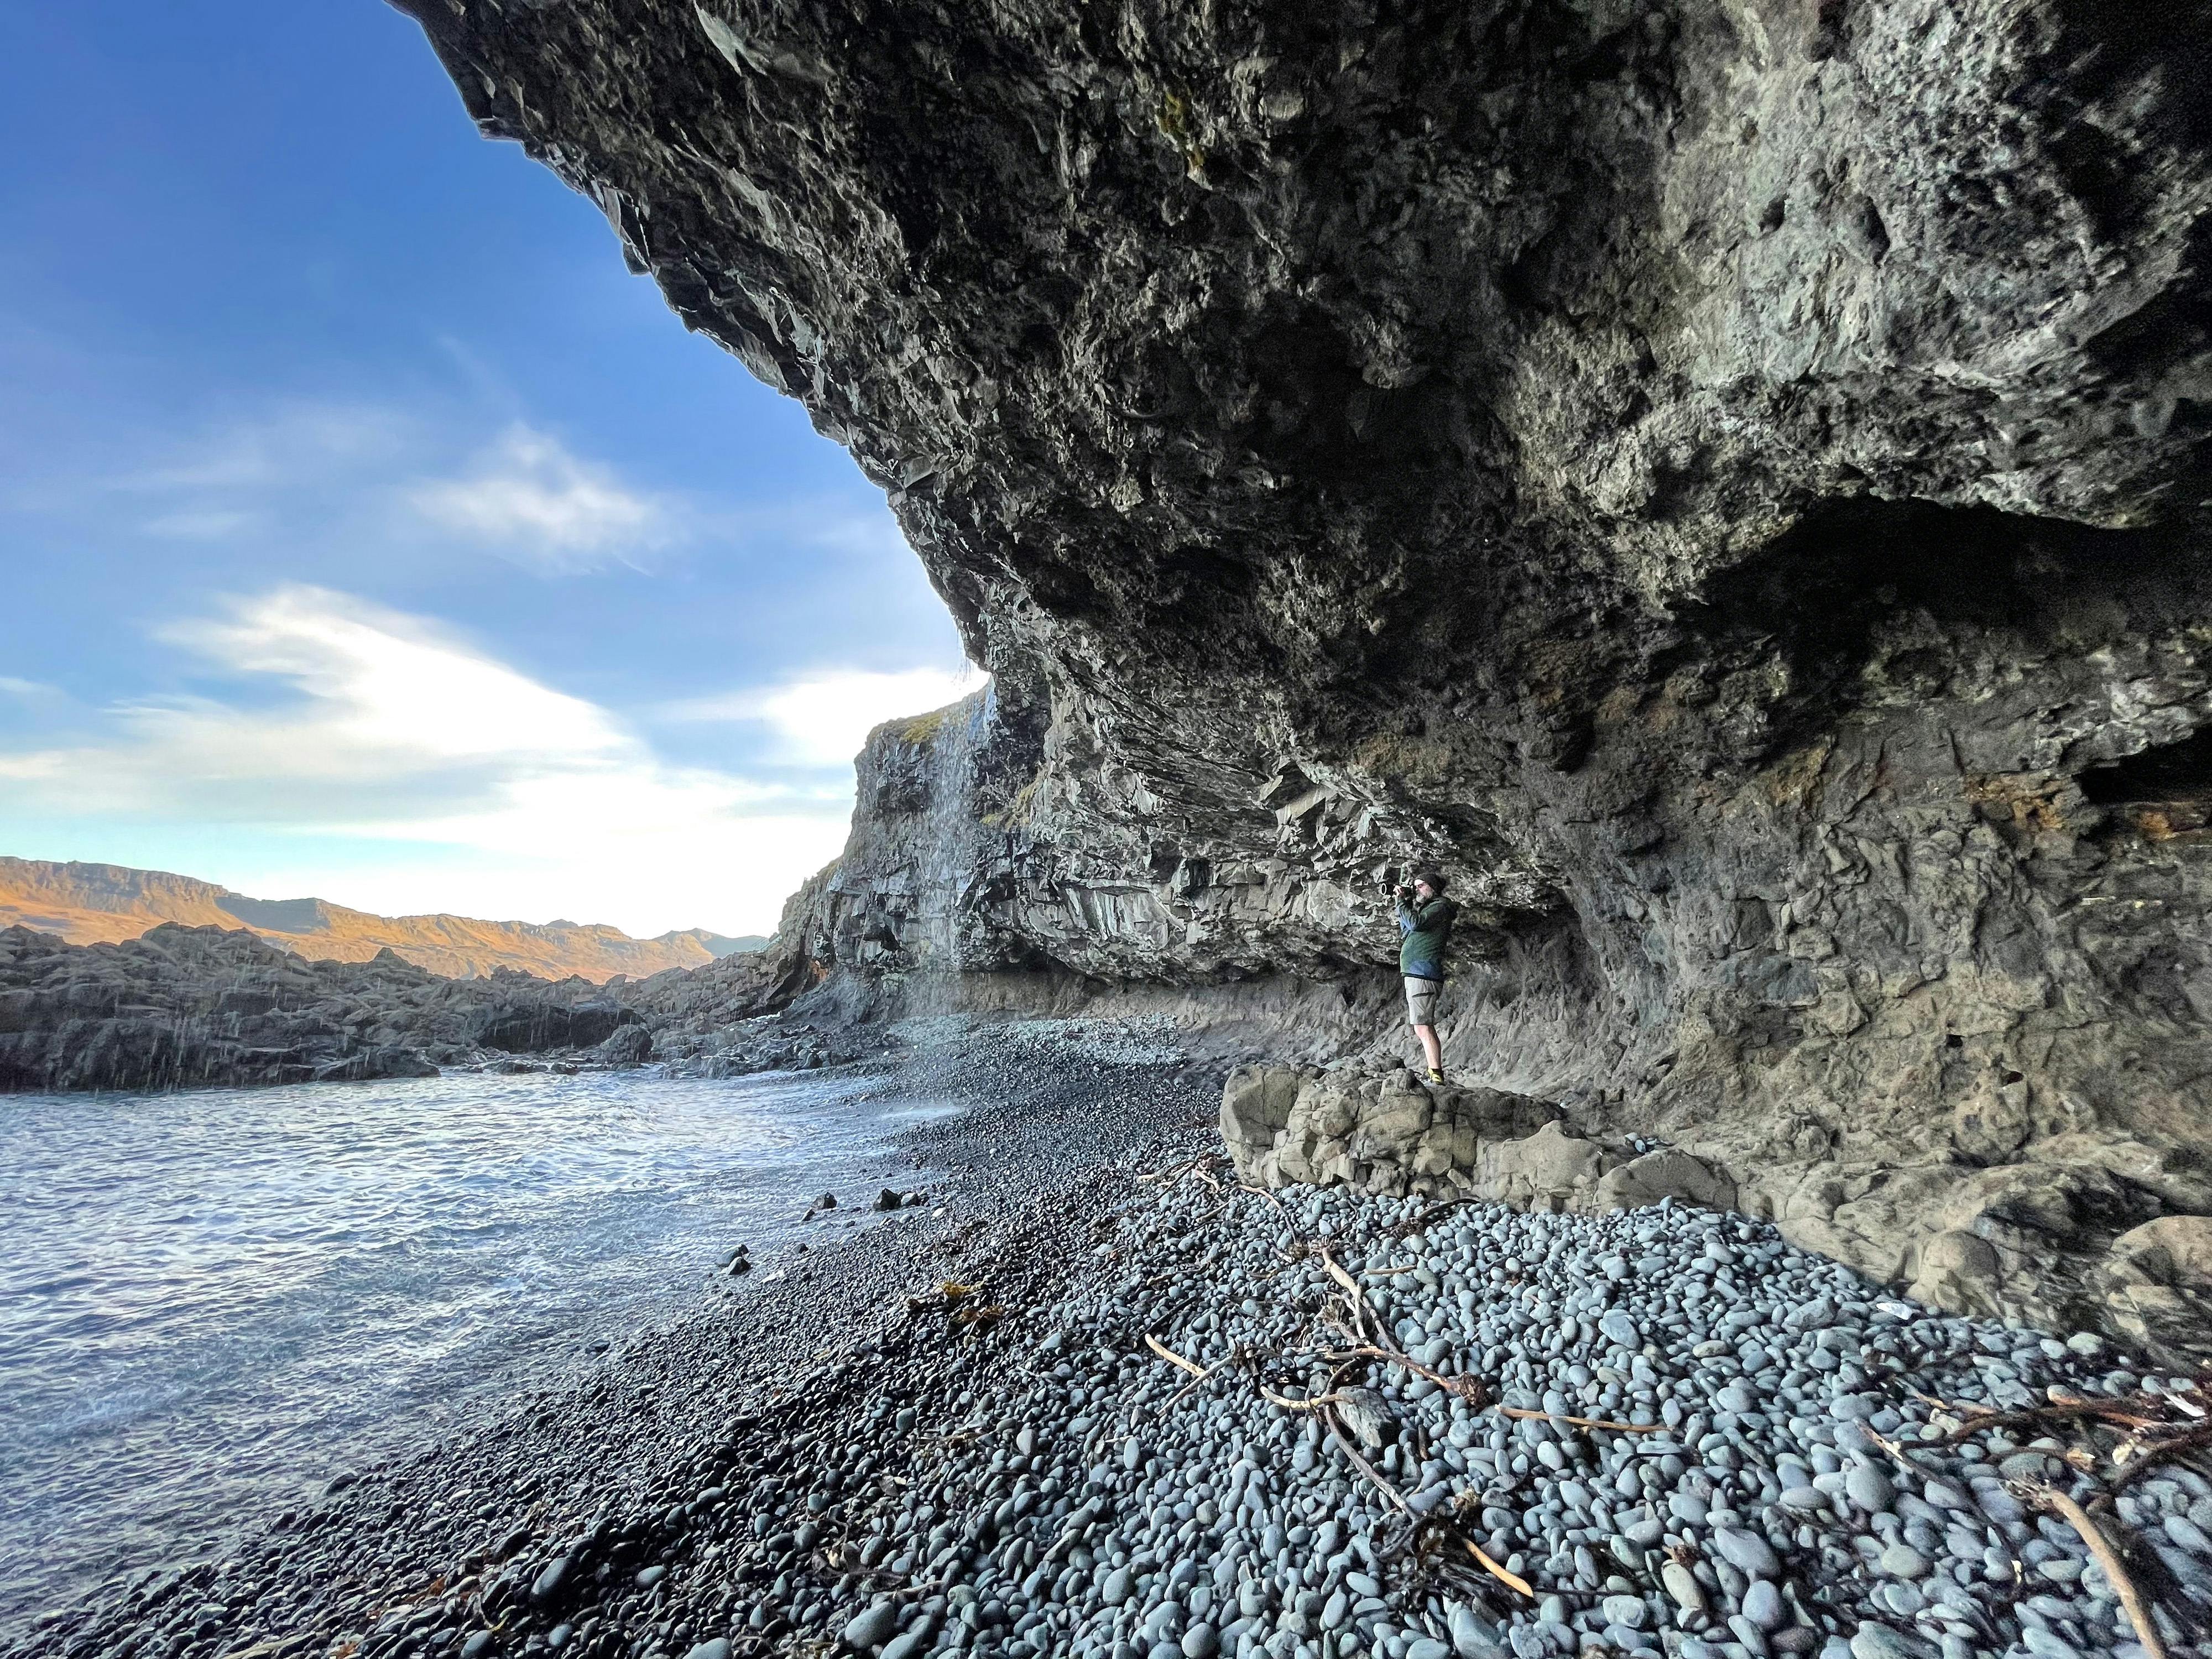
xmin=0 ymin=857 xmax=764 ymax=983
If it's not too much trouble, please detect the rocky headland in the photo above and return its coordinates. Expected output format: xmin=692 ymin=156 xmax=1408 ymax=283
xmin=0 ymin=924 xmax=656 ymax=1092
xmin=0 ymin=857 xmax=763 ymax=983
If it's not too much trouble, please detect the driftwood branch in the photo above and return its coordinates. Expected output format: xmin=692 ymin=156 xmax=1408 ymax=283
xmin=1496 ymin=1405 xmax=1663 ymax=1434
xmin=1464 ymin=1539 xmax=1532 ymax=1598
xmin=2016 ymin=1481 xmax=2169 ymax=1659
xmin=1144 ymin=1333 xmax=1208 ymax=1380
xmin=1322 ymin=1406 xmax=1411 ymax=1516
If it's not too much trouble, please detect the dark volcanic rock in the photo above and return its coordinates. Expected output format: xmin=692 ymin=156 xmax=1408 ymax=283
xmin=393 ymin=3 xmax=2212 ymax=1333
xmin=0 ymin=925 xmax=640 ymax=1092
xmin=471 ymin=998 xmax=639 ymax=1053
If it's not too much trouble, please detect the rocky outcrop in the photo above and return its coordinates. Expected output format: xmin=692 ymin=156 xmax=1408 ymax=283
xmin=0 ymin=857 xmax=762 ymax=982
xmin=1223 ymin=1057 xmax=2210 ymax=1350
xmin=1222 ymin=1060 xmax=1739 ymax=1212
xmin=397 ymin=1 xmax=2212 ymax=1340
xmin=1221 ymin=1061 xmax=1566 ymax=1195
xmin=0 ymin=925 xmax=646 ymax=1092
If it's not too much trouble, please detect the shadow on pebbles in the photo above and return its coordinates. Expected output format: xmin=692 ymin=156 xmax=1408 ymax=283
xmin=15 ymin=1024 xmax=2212 ymax=1659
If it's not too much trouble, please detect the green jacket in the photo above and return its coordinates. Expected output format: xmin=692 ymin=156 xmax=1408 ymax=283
xmin=1397 ymin=896 xmax=1456 ymax=980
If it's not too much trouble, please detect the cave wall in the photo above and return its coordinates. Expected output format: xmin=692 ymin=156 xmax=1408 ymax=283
xmin=394 ymin=0 xmax=2212 ymax=1326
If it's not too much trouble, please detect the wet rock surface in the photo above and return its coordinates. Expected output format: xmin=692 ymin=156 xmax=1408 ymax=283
xmin=19 ymin=1026 xmax=2209 ymax=1659
xmin=389 ymin=0 xmax=2212 ymax=1345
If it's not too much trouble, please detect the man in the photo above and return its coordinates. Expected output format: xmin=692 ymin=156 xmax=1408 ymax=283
xmin=1396 ymin=870 xmax=1456 ymax=1086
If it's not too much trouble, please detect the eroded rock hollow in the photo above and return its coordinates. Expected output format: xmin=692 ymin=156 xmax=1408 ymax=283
xmin=397 ymin=0 xmax=2212 ymax=1344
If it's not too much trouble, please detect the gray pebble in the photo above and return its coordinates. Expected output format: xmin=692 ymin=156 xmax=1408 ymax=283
xmin=1712 ymin=1526 xmax=1780 ymax=1580
xmin=1662 ymin=1561 xmax=1708 ymax=1615
xmin=1877 ymin=1542 xmax=1929 ymax=1580
xmin=1741 ymin=1579 xmax=1785 ymax=1632
xmin=842 ymin=1600 xmax=900 ymax=1651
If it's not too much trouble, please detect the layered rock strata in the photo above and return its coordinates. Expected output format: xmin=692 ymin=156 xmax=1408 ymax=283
xmin=397 ymin=1 xmax=2212 ymax=1337
xmin=0 ymin=925 xmax=648 ymax=1092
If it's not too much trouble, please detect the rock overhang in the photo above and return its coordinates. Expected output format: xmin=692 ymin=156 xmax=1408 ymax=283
xmin=393 ymin=0 xmax=2212 ymax=1342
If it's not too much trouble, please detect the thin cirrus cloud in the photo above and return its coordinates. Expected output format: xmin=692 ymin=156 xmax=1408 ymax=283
xmin=75 ymin=406 xmax=671 ymax=577
xmin=0 ymin=586 xmax=857 ymax=934
xmin=406 ymin=425 xmax=672 ymax=572
xmin=664 ymin=665 xmax=990 ymax=769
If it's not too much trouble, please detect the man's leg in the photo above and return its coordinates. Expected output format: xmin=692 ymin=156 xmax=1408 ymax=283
xmin=1404 ymin=975 xmax=1445 ymax=1081
xmin=1415 ymin=1021 xmax=1443 ymax=1076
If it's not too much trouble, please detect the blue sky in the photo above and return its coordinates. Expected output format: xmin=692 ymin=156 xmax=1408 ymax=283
xmin=0 ymin=2 xmax=978 ymax=937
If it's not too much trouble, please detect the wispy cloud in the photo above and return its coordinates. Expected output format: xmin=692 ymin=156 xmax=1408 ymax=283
xmin=665 ymin=665 xmax=988 ymax=768
xmin=407 ymin=425 xmax=670 ymax=572
xmin=129 ymin=404 xmax=411 ymax=493
xmin=0 ymin=676 xmax=57 ymax=698
xmin=0 ymin=587 xmax=851 ymax=933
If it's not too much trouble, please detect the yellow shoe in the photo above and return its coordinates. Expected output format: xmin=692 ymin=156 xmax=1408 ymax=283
xmin=1427 ymin=1067 xmax=1447 ymax=1086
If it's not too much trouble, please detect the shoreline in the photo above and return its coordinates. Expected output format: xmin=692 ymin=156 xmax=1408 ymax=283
xmin=10 ymin=1024 xmax=2208 ymax=1659
xmin=3 ymin=1021 xmax=1222 ymax=1652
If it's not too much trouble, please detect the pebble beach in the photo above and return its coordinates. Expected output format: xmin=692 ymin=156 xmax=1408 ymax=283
xmin=11 ymin=1021 xmax=2207 ymax=1659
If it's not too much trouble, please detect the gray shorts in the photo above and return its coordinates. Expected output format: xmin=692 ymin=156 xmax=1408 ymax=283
xmin=1404 ymin=975 xmax=1441 ymax=1026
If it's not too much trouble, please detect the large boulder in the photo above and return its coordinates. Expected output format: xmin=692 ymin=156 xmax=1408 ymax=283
xmin=1593 ymin=1149 xmax=1738 ymax=1215
xmin=2096 ymin=1217 xmax=2212 ymax=1358
xmin=1223 ymin=1063 xmax=1564 ymax=1199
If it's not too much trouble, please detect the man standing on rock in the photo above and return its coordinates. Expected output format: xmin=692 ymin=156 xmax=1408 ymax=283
xmin=1396 ymin=870 xmax=1456 ymax=1086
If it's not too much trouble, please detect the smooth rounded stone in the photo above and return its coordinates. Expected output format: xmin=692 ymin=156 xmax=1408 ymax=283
xmin=1406 ymin=1642 xmax=1451 ymax=1659
xmin=1447 ymin=1606 xmax=1504 ymax=1658
xmin=2168 ymin=1515 xmax=2212 ymax=1556
xmin=1778 ymin=1486 xmax=1830 ymax=1515
xmin=683 ymin=1644 xmax=730 ymax=1659
xmin=1599 ymin=1312 xmax=1641 ymax=1348
xmin=1600 ymin=1596 xmax=1647 ymax=1631
xmin=1711 ymin=1527 xmax=1781 ymax=1580
xmin=530 ymin=1557 xmax=572 ymax=1605
xmin=635 ymin=1566 xmax=666 ymax=1588
xmin=460 ymin=1636 xmax=496 ymax=1659
xmin=1919 ymin=1479 xmax=1969 ymax=1512
xmin=1182 ymin=1624 xmax=1220 ymax=1658
xmin=1848 ymin=1626 xmax=1928 ymax=1659
xmin=1320 ymin=1593 xmax=1349 ymax=1632
xmin=880 ymin=1632 xmax=931 ymax=1659
xmin=1873 ymin=1581 xmax=1926 ymax=1618
xmin=1740 ymin=1580 xmax=1786 ymax=1632
xmin=1661 ymin=1562 xmax=1708 ymax=1615
xmin=1670 ymin=1493 xmax=1711 ymax=1527
xmin=1103 ymin=1570 xmax=1135 ymax=1606
xmin=1877 ymin=1542 xmax=1931 ymax=1580
xmin=843 ymin=1600 xmax=902 ymax=1650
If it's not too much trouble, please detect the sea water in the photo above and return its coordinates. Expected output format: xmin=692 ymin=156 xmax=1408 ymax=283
xmin=0 ymin=1066 xmax=953 ymax=1626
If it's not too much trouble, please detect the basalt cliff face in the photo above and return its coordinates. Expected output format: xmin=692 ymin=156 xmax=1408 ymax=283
xmin=400 ymin=0 xmax=2212 ymax=1340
